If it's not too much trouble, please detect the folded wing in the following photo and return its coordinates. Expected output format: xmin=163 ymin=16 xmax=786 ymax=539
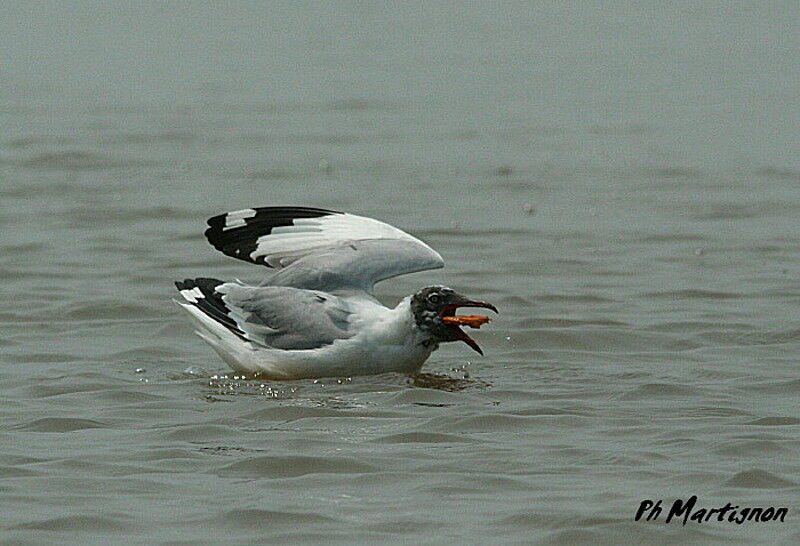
xmin=176 ymin=278 xmax=355 ymax=350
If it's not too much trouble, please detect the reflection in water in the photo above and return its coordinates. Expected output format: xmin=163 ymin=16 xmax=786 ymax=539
xmin=407 ymin=372 xmax=491 ymax=392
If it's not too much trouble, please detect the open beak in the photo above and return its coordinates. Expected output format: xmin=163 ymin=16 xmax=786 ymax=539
xmin=440 ymin=298 xmax=498 ymax=355
xmin=456 ymin=299 xmax=498 ymax=315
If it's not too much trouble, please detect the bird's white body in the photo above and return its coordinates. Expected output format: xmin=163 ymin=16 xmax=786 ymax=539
xmin=178 ymin=296 xmax=436 ymax=379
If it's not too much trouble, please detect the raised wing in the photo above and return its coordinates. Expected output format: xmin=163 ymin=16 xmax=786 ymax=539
xmin=176 ymin=278 xmax=355 ymax=350
xmin=204 ymin=207 xmax=444 ymax=293
xmin=265 ymin=239 xmax=443 ymax=293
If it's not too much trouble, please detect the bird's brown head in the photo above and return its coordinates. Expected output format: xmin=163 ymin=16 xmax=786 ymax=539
xmin=411 ymin=286 xmax=498 ymax=355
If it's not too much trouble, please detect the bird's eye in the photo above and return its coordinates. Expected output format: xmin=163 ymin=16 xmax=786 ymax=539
xmin=427 ymin=293 xmax=441 ymax=304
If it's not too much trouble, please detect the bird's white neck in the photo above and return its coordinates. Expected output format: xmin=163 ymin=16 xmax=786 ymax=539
xmin=392 ymin=296 xmax=439 ymax=350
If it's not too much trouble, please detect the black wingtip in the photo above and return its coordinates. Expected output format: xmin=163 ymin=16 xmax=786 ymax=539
xmin=174 ymin=277 xmax=246 ymax=339
xmin=205 ymin=206 xmax=342 ymax=229
xmin=203 ymin=206 xmax=343 ymax=267
xmin=174 ymin=277 xmax=224 ymax=293
xmin=175 ymin=279 xmax=195 ymax=291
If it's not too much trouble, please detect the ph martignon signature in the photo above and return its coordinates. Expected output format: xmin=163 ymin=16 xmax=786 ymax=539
xmin=636 ymin=496 xmax=788 ymax=525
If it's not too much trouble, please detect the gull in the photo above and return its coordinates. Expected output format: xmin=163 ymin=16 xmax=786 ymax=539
xmin=174 ymin=207 xmax=497 ymax=379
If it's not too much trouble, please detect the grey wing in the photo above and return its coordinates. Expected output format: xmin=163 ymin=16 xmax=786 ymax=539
xmin=204 ymin=207 xmax=444 ymax=294
xmin=264 ymin=239 xmax=444 ymax=294
xmin=216 ymin=284 xmax=355 ymax=350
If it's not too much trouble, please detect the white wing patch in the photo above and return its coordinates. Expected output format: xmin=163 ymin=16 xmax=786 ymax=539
xmin=223 ymin=208 xmax=257 ymax=230
xmin=179 ymin=286 xmax=204 ymax=303
xmin=248 ymin=213 xmax=430 ymax=268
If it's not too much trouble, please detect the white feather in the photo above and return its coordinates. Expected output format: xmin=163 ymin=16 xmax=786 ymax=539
xmin=179 ymin=287 xmax=204 ymax=303
xmin=223 ymin=208 xmax=257 ymax=230
xmin=247 ymin=213 xmax=434 ymax=269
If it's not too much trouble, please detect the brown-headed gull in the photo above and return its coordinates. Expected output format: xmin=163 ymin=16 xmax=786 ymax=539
xmin=175 ymin=207 xmax=497 ymax=379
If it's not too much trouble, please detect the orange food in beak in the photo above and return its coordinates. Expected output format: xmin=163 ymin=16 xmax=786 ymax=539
xmin=442 ymin=314 xmax=492 ymax=329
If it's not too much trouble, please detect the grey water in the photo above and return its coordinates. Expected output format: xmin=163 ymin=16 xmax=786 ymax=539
xmin=2 ymin=3 xmax=799 ymax=544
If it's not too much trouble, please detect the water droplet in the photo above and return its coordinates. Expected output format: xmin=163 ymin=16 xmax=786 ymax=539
xmin=134 ymin=368 xmax=146 ymax=374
